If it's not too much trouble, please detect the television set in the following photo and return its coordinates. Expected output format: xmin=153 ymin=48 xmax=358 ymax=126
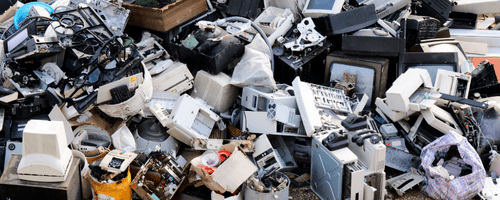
xmin=302 ymin=0 xmax=344 ymax=18
xmin=327 ymin=51 xmax=389 ymax=107
xmin=398 ymin=52 xmax=459 ymax=83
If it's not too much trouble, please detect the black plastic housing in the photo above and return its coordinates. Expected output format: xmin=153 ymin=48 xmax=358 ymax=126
xmin=274 ymin=41 xmax=332 ymax=85
xmin=313 ymin=4 xmax=378 ymax=36
xmin=170 ymin=24 xmax=246 ymax=75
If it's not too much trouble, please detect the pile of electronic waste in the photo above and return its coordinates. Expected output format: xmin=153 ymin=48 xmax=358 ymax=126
xmin=1 ymin=0 xmax=500 ymax=199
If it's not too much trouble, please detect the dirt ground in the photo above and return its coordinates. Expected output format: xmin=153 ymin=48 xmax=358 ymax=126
xmin=287 ymin=167 xmax=455 ymax=200
xmin=288 ymin=180 xmax=432 ymax=200
xmin=289 ymin=166 xmax=485 ymax=200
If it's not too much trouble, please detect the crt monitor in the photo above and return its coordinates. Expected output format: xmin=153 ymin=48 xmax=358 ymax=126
xmin=398 ymin=52 xmax=459 ymax=84
xmin=17 ymin=120 xmax=74 ymax=182
xmin=302 ymin=0 xmax=345 ymax=18
xmin=327 ymin=51 xmax=389 ymax=107
xmin=407 ymin=64 xmax=455 ymax=84
xmin=417 ymin=38 xmax=469 ymax=73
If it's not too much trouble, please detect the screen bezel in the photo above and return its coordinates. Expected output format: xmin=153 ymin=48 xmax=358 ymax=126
xmin=326 ymin=51 xmax=389 ymax=108
xmin=6 ymin=28 xmax=29 ymax=52
xmin=398 ymin=52 xmax=459 ymax=77
xmin=3 ymin=21 xmax=36 ymax=54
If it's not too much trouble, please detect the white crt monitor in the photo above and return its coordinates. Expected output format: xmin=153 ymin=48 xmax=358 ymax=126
xmin=302 ymin=0 xmax=345 ymax=18
xmin=17 ymin=120 xmax=73 ymax=182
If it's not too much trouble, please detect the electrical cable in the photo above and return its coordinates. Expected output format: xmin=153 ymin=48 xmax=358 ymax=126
xmin=477 ymin=100 xmax=488 ymax=127
xmin=219 ymin=113 xmax=232 ymax=119
xmin=464 ymin=111 xmax=493 ymax=151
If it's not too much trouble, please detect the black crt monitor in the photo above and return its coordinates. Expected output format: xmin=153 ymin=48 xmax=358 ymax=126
xmin=416 ymin=38 xmax=468 ymax=74
xmin=326 ymin=51 xmax=389 ymax=107
xmin=398 ymin=52 xmax=459 ymax=83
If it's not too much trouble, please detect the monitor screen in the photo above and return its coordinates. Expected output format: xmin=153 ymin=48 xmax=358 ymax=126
xmin=6 ymin=28 xmax=29 ymax=52
xmin=307 ymin=0 xmax=336 ymax=9
xmin=406 ymin=64 xmax=455 ymax=83
xmin=330 ymin=63 xmax=375 ymax=106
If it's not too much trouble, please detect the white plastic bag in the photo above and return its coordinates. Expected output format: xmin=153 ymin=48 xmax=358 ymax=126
xmin=420 ymin=130 xmax=486 ymax=200
xmin=230 ymin=34 xmax=277 ymax=89
xmin=111 ymin=125 xmax=136 ymax=152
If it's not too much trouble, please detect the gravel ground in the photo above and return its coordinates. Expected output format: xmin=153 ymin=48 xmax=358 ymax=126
xmin=288 ymin=185 xmax=433 ymax=200
xmin=289 ymin=185 xmax=320 ymax=200
xmin=385 ymin=167 xmax=432 ymax=200
xmin=288 ymin=181 xmax=432 ymax=200
xmin=288 ymin=167 xmax=481 ymax=200
xmin=287 ymin=167 xmax=431 ymax=200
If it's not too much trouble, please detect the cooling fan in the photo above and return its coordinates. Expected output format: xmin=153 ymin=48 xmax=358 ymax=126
xmin=70 ymin=30 xmax=111 ymax=56
xmin=267 ymin=103 xmax=277 ymax=120
xmin=52 ymin=14 xmax=85 ymax=37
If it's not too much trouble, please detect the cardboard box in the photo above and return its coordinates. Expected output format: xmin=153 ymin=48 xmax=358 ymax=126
xmin=70 ymin=108 xmax=125 ymax=136
xmin=190 ymin=144 xmax=258 ymax=193
xmin=122 ymin=0 xmax=208 ymax=32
